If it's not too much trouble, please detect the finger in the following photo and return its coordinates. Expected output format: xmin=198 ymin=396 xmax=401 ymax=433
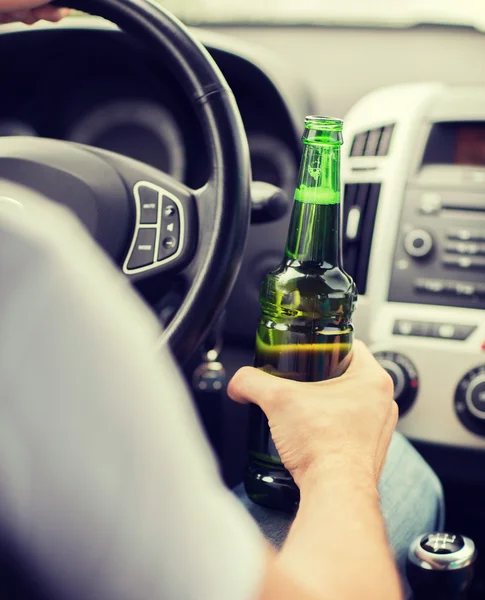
xmin=6 ymin=10 xmax=34 ymax=23
xmin=227 ymin=366 xmax=292 ymax=411
xmin=32 ymin=6 xmax=71 ymax=22
xmin=21 ymin=10 xmax=38 ymax=24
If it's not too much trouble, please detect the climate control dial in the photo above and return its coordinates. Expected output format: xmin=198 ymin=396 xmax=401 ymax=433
xmin=373 ymin=351 xmax=419 ymax=416
xmin=455 ymin=365 xmax=485 ymax=436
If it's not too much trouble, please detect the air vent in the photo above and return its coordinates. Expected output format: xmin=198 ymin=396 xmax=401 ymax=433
xmin=350 ymin=124 xmax=394 ymax=157
xmin=342 ymin=183 xmax=381 ymax=294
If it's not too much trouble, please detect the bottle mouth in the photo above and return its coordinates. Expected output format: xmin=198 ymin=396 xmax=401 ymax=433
xmin=305 ymin=116 xmax=343 ymax=132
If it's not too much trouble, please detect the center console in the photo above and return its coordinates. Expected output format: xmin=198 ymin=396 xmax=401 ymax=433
xmin=341 ymin=83 xmax=485 ymax=452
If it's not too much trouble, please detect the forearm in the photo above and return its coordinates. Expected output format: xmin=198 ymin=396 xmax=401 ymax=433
xmin=276 ymin=462 xmax=403 ymax=600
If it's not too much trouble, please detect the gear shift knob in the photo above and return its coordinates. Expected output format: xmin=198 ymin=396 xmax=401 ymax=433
xmin=407 ymin=532 xmax=477 ymax=599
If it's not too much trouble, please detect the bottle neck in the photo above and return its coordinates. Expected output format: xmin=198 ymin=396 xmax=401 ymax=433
xmin=285 ymin=142 xmax=342 ymax=267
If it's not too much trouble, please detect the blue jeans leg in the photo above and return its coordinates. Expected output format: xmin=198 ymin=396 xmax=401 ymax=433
xmin=234 ymin=431 xmax=444 ymax=598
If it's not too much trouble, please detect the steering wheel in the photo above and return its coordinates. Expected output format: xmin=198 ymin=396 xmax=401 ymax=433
xmin=0 ymin=0 xmax=251 ymax=363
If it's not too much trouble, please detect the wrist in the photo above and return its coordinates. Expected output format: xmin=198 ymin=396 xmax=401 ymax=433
xmin=296 ymin=453 xmax=378 ymax=498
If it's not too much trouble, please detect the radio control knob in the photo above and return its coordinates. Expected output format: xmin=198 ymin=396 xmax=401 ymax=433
xmin=378 ymin=359 xmax=406 ymax=400
xmin=404 ymin=229 xmax=434 ymax=259
xmin=454 ymin=366 xmax=485 ymax=436
xmin=465 ymin=373 xmax=485 ymax=420
xmin=373 ymin=351 xmax=419 ymax=416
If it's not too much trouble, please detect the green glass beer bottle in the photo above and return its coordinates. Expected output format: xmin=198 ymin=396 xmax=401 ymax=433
xmin=245 ymin=116 xmax=357 ymax=512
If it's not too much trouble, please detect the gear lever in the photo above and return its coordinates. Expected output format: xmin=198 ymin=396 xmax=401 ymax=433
xmin=407 ymin=532 xmax=477 ymax=599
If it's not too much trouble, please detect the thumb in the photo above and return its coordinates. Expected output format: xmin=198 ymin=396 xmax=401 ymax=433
xmin=345 ymin=339 xmax=383 ymax=377
xmin=227 ymin=366 xmax=290 ymax=412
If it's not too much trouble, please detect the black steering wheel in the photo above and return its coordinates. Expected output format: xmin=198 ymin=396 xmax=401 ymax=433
xmin=0 ymin=0 xmax=251 ymax=363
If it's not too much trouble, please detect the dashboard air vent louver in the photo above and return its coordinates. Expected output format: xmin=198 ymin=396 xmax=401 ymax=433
xmin=342 ymin=183 xmax=381 ymax=295
xmin=350 ymin=124 xmax=394 ymax=157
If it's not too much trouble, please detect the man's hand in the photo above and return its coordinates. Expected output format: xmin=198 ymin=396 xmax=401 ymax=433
xmin=0 ymin=1 xmax=70 ymax=24
xmin=228 ymin=339 xmax=398 ymax=489
xmin=230 ymin=340 xmax=403 ymax=600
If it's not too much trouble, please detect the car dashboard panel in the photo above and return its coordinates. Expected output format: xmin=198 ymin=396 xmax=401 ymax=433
xmin=341 ymin=83 xmax=485 ymax=452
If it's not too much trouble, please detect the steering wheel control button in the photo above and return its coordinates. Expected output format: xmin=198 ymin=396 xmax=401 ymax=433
xmin=158 ymin=236 xmax=179 ymax=261
xmin=139 ymin=186 xmax=159 ymax=224
xmin=158 ymin=196 xmax=181 ymax=261
xmin=124 ymin=181 xmax=187 ymax=276
xmin=164 ymin=203 xmax=176 ymax=218
xmin=455 ymin=365 xmax=485 ymax=435
xmin=127 ymin=228 xmax=157 ymax=269
xmin=404 ymin=229 xmax=433 ymax=259
xmin=373 ymin=351 xmax=419 ymax=416
xmin=421 ymin=533 xmax=465 ymax=555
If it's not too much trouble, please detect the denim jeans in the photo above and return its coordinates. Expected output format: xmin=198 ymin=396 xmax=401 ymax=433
xmin=234 ymin=432 xmax=444 ymax=598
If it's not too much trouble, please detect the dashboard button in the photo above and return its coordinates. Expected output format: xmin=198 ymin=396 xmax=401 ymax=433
xmin=392 ymin=320 xmax=431 ymax=337
xmin=430 ymin=322 xmax=477 ymax=341
xmin=443 ymin=256 xmax=485 ymax=270
xmin=393 ymin=320 xmax=414 ymax=336
xmin=139 ymin=186 xmax=159 ymax=224
xmin=413 ymin=321 xmax=434 ymax=337
xmin=394 ymin=320 xmax=476 ymax=341
xmin=451 ymin=281 xmax=477 ymax=296
xmin=447 ymin=229 xmax=485 ymax=242
xmin=445 ymin=241 xmax=485 ymax=256
xmin=453 ymin=324 xmax=477 ymax=341
xmin=414 ymin=278 xmax=446 ymax=294
xmin=404 ymin=229 xmax=433 ymax=258
xmin=418 ymin=192 xmax=442 ymax=215
xmin=127 ymin=228 xmax=157 ymax=270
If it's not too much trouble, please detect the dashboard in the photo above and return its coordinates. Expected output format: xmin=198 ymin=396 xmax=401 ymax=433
xmin=0 ymin=18 xmax=484 ymax=485
xmin=341 ymin=84 xmax=485 ymax=455
xmin=0 ymin=20 xmax=306 ymax=195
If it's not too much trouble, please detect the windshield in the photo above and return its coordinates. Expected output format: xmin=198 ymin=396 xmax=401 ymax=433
xmin=158 ymin=0 xmax=484 ymax=31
